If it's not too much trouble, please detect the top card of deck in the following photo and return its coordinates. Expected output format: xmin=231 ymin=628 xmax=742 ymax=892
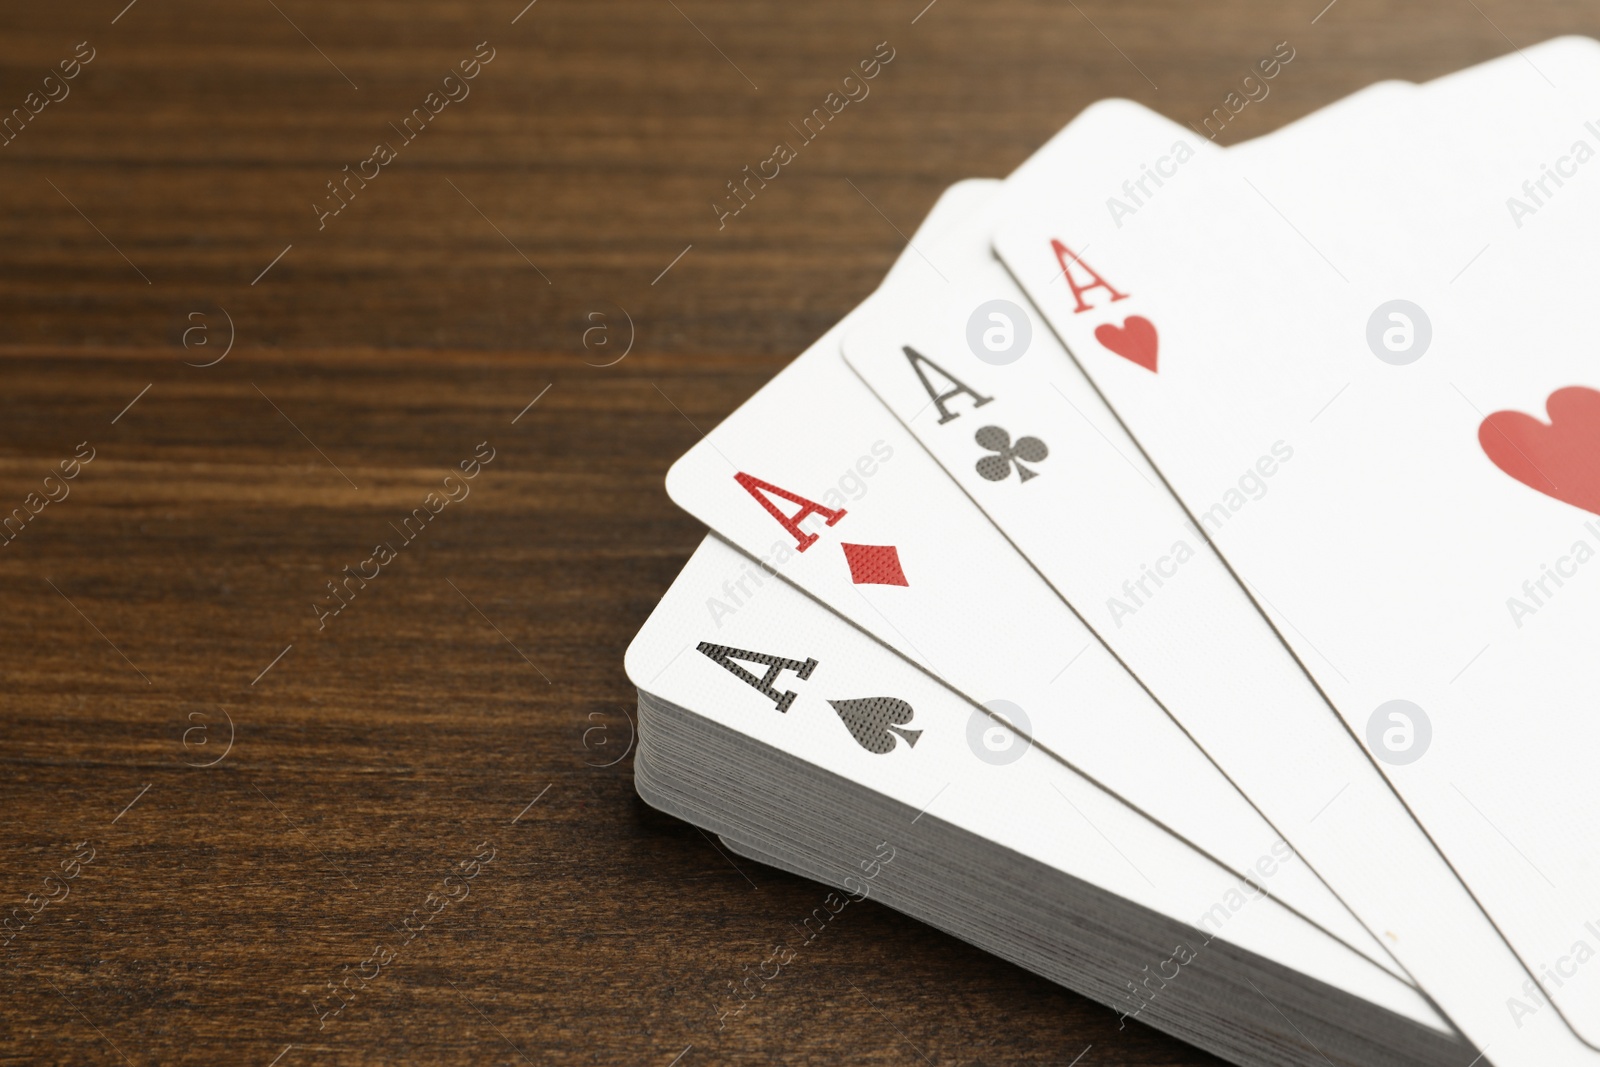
xmin=992 ymin=36 xmax=1600 ymax=1064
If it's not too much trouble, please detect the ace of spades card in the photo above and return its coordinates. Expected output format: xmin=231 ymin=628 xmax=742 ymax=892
xmin=626 ymin=533 xmax=1459 ymax=1067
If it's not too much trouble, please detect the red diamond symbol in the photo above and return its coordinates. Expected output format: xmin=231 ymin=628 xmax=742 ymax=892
xmin=841 ymin=543 xmax=908 ymax=587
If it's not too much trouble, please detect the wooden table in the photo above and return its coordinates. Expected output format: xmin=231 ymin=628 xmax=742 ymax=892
xmin=0 ymin=1 xmax=1586 ymax=1063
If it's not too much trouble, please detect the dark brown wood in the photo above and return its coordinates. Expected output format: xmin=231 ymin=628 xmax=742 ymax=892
xmin=0 ymin=1 xmax=1589 ymax=1063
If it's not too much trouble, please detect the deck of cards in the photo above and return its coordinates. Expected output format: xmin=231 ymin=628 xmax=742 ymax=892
xmin=626 ymin=37 xmax=1600 ymax=1066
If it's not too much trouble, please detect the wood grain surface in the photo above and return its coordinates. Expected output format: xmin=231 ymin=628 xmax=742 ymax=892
xmin=0 ymin=1 xmax=1590 ymax=1063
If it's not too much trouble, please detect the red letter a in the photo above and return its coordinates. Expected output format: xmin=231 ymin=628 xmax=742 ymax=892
xmin=734 ymin=472 xmax=846 ymax=551
xmin=1052 ymin=239 xmax=1129 ymax=314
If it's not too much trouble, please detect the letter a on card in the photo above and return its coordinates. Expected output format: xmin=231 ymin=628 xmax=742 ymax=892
xmin=734 ymin=472 xmax=846 ymax=551
xmin=1051 ymin=239 xmax=1129 ymax=313
xmin=696 ymin=642 xmax=818 ymax=712
xmin=903 ymin=346 xmax=993 ymax=424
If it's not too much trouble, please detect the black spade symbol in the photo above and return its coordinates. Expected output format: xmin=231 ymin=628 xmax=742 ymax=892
xmin=827 ymin=697 xmax=922 ymax=754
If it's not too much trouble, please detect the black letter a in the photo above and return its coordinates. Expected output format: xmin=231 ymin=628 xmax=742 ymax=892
xmin=904 ymin=346 xmax=992 ymax=424
xmin=696 ymin=642 xmax=818 ymax=713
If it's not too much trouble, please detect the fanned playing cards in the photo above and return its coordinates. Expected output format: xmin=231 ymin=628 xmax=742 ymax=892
xmin=626 ymin=39 xmax=1600 ymax=1066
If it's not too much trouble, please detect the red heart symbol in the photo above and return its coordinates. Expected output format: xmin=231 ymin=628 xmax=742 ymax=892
xmin=1094 ymin=316 xmax=1158 ymax=373
xmin=1479 ymin=386 xmax=1600 ymax=517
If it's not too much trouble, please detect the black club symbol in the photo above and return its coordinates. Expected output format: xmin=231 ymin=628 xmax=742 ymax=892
xmin=975 ymin=425 xmax=1048 ymax=483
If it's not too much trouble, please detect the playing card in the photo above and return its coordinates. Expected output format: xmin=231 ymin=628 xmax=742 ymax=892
xmin=842 ymin=91 xmax=1476 ymax=1018
xmin=662 ymin=186 xmax=1405 ymax=974
xmin=992 ymin=36 xmax=1600 ymax=1065
xmin=624 ymin=535 xmax=1451 ymax=1053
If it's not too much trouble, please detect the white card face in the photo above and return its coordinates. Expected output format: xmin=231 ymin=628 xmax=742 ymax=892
xmin=994 ymin=38 xmax=1600 ymax=1064
xmin=624 ymin=535 xmax=1447 ymax=1033
xmin=663 ymin=187 xmax=1403 ymax=974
